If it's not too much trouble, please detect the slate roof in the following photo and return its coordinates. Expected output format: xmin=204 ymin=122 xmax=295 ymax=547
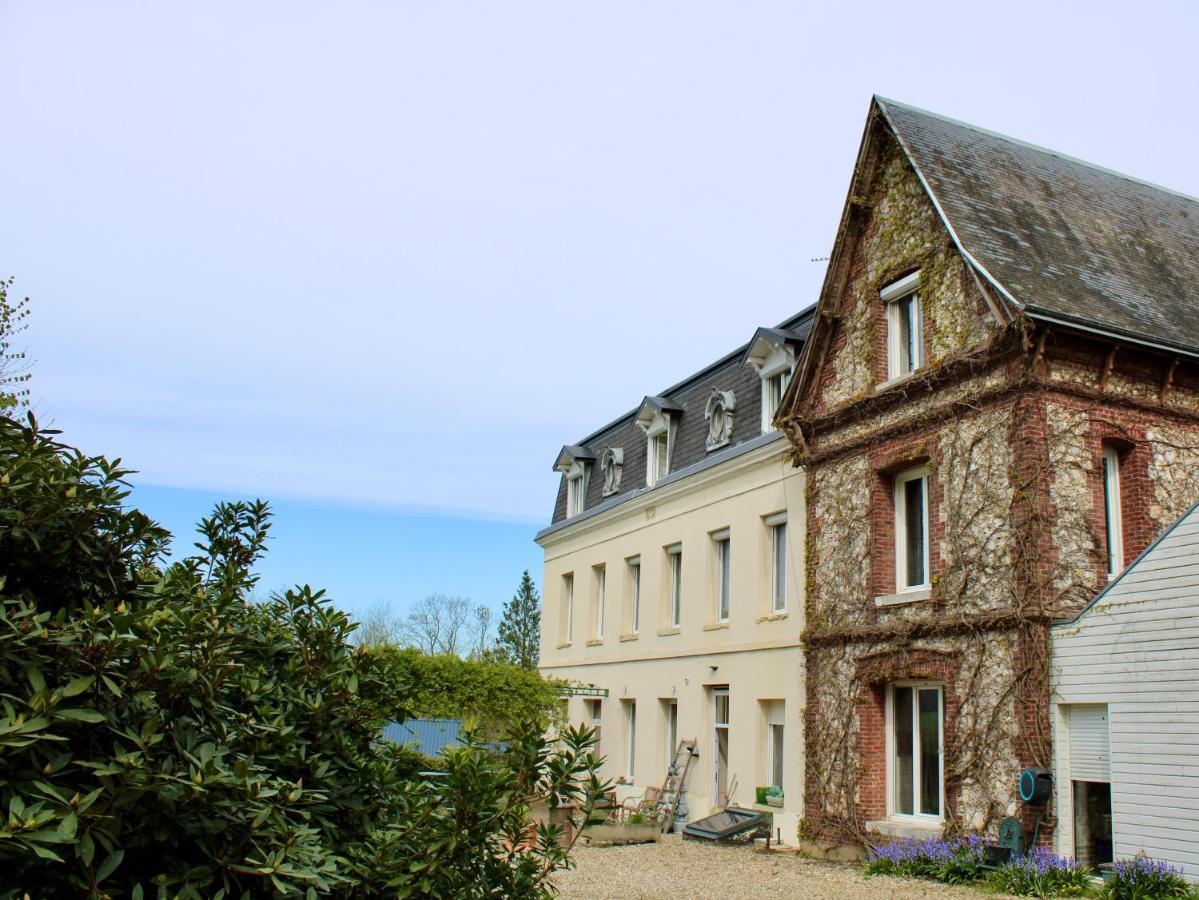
xmin=544 ymin=307 xmax=814 ymax=527
xmin=878 ymin=97 xmax=1199 ymax=357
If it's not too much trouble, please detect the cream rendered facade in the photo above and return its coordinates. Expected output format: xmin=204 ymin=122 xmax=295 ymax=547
xmin=538 ymin=434 xmax=806 ymax=838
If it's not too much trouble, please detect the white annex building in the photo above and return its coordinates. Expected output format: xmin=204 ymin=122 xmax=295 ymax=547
xmin=1051 ymin=498 xmax=1199 ymax=880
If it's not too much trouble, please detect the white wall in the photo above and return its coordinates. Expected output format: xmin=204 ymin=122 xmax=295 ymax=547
xmin=1051 ymin=503 xmax=1199 ymax=880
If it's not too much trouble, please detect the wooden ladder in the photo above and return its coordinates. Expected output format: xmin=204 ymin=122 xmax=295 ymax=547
xmin=658 ymin=738 xmax=698 ymax=833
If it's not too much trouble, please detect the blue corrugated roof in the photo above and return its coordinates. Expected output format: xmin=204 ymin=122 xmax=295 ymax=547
xmin=381 ymin=718 xmax=464 ymax=757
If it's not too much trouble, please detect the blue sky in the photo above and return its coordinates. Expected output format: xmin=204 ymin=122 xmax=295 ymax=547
xmin=2 ymin=1 xmax=1197 ymax=623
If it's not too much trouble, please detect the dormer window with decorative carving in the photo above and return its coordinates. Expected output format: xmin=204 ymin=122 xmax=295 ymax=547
xmin=882 ymin=271 xmax=923 ymax=381
xmin=553 ymin=445 xmax=596 ymax=518
xmin=599 ymin=447 xmax=624 ymax=497
xmin=743 ymin=327 xmax=802 ymax=434
xmin=705 ymin=391 xmax=736 ymax=451
xmin=635 ymin=396 xmax=683 ymax=488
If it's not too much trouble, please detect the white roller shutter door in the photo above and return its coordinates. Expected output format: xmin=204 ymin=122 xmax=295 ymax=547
xmin=1068 ymin=704 xmax=1111 ymax=782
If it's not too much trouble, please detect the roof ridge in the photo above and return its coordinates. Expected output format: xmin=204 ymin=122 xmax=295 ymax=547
xmin=875 ymin=95 xmax=1199 ymax=206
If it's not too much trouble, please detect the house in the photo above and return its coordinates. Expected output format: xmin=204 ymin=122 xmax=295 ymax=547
xmin=1051 ymin=498 xmax=1199 ymax=880
xmin=536 ymin=308 xmax=814 ymax=837
xmin=774 ymin=97 xmax=1199 ymax=849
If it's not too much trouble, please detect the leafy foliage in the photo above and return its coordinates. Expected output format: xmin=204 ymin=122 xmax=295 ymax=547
xmin=864 ymin=835 xmax=985 ymax=884
xmin=989 ymin=848 xmax=1092 ymax=898
xmin=374 ymin=645 xmax=562 ymax=736
xmin=1101 ymin=856 xmax=1196 ymax=899
xmin=495 ymin=570 xmax=541 ymax=670
xmin=0 ymin=416 xmax=603 ymax=897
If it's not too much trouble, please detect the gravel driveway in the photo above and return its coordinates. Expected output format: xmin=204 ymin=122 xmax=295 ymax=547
xmin=555 ymin=836 xmax=1000 ymax=899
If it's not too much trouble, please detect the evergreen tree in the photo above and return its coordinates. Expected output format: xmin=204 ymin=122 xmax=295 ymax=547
xmin=495 ymin=569 xmax=540 ymax=670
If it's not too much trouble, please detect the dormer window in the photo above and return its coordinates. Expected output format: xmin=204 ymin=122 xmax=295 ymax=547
xmin=553 ymin=445 xmax=596 ymax=518
xmin=761 ymin=369 xmax=791 ymax=433
xmin=635 ymin=396 xmax=683 ymax=488
xmin=882 ymin=271 xmax=923 ymax=380
xmin=567 ymin=464 xmax=587 ymax=517
xmin=743 ymin=327 xmax=802 ymax=434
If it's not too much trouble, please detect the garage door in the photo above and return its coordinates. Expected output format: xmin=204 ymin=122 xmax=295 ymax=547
xmin=1067 ymin=704 xmax=1111 ymax=782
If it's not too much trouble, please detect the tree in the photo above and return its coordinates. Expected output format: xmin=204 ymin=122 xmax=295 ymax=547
xmin=0 ymin=415 xmax=604 ymax=896
xmin=355 ymin=598 xmax=404 ymax=647
xmin=0 ymin=276 xmax=32 ymax=413
xmin=496 ymin=569 xmax=542 ymax=670
xmin=399 ymin=592 xmax=495 ymax=657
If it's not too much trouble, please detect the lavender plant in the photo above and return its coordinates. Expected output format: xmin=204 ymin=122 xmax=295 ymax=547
xmin=1101 ymin=856 xmax=1194 ymax=899
xmin=990 ymin=847 xmax=1092 ymax=897
xmin=865 ymin=835 xmax=985 ymax=884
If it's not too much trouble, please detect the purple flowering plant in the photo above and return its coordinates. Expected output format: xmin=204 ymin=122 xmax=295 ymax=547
xmin=865 ymin=834 xmax=985 ymax=884
xmin=991 ymin=847 xmax=1092 ymax=897
xmin=1101 ymin=855 xmax=1193 ymax=899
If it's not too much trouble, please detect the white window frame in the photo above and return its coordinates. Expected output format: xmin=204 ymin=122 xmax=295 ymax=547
xmin=587 ymin=698 xmax=603 ymax=761
xmin=624 ymin=700 xmax=637 ymax=780
xmin=894 ymin=466 xmax=930 ymax=593
xmin=667 ymin=544 xmax=683 ymax=628
xmin=1102 ymin=446 xmax=1124 ymax=578
xmin=765 ymin=512 xmax=788 ymax=613
xmin=644 ymin=412 xmax=673 ymax=487
xmin=768 ymin=722 xmax=785 ymax=790
xmin=882 ymin=271 xmax=923 ymax=381
xmin=712 ymin=688 xmax=731 ymax=804
xmin=563 ymin=573 xmax=574 ymax=643
xmin=760 ymin=365 xmax=792 ymax=434
xmin=713 ymin=528 xmax=731 ymax=622
xmin=594 ymin=565 xmax=606 ymax=639
xmin=665 ymin=699 xmax=678 ymax=768
xmin=885 ymin=681 xmax=944 ymax=821
xmin=627 ymin=556 xmax=641 ymax=634
xmin=566 ymin=461 xmax=587 ymax=517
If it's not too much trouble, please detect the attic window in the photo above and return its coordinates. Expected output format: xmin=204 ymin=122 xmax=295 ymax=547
xmin=743 ymin=328 xmax=799 ymax=435
xmin=566 ymin=462 xmax=588 ymax=517
xmin=882 ymin=271 xmax=923 ymax=380
xmin=635 ymin=397 xmax=681 ymax=488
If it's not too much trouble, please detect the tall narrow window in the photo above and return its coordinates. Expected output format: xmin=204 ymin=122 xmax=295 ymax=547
xmin=587 ymin=699 xmax=603 ymax=761
xmin=567 ymin=470 xmax=586 ymax=517
xmin=562 ymin=573 xmax=574 ymax=643
xmin=766 ymin=512 xmax=788 ymax=612
xmin=713 ymin=529 xmax=731 ymax=621
xmin=664 ymin=699 xmax=678 ymax=767
xmin=1102 ymin=446 xmax=1124 ymax=578
xmin=628 ymin=557 xmax=641 ymax=633
xmin=648 ymin=432 xmax=670 ymax=486
xmin=624 ymin=700 xmax=637 ymax=780
xmin=895 ymin=467 xmax=929 ymax=591
xmin=713 ymin=689 xmax=730 ymax=806
xmin=890 ymin=684 xmax=943 ymax=818
xmin=761 ymin=368 xmax=791 ymax=433
xmin=883 ymin=272 xmax=923 ymax=380
xmin=594 ymin=565 xmax=606 ymax=639
xmin=769 ymin=723 xmax=784 ymax=790
xmin=667 ymin=545 xmax=683 ymax=628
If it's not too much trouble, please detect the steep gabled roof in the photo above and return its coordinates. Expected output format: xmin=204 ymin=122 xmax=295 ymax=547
xmin=877 ymin=97 xmax=1199 ymax=357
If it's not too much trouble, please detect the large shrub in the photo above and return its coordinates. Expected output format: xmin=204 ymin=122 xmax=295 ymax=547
xmin=0 ymin=417 xmax=604 ymax=897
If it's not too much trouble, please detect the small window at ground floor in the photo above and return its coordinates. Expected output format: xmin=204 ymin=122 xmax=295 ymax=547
xmin=1073 ymin=780 xmax=1113 ymax=869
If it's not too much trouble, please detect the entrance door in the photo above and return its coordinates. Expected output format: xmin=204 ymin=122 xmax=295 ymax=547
xmin=713 ymin=689 xmax=730 ymax=806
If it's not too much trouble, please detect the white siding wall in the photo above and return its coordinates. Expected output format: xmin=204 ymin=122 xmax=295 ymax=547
xmin=1051 ymin=507 xmax=1199 ymax=880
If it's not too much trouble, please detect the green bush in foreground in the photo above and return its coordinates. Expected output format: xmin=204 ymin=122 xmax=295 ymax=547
xmin=0 ymin=416 xmax=605 ymax=897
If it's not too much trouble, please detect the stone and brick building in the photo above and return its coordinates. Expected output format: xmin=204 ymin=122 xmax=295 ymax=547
xmin=539 ymin=95 xmax=1199 ymax=852
xmin=776 ymin=97 xmax=1199 ymax=847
